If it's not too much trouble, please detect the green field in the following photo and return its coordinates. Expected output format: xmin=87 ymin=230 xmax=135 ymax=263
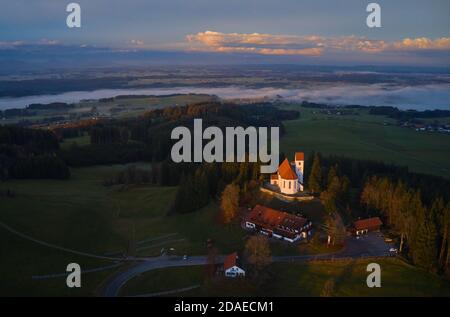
xmin=120 ymin=258 xmax=450 ymax=297
xmin=60 ymin=133 xmax=91 ymax=149
xmin=280 ymin=105 xmax=450 ymax=179
xmin=0 ymin=164 xmax=246 ymax=296
xmin=119 ymin=266 xmax=205 ymax=296
xmin=2 ymin=94 xmax=215 ymax=125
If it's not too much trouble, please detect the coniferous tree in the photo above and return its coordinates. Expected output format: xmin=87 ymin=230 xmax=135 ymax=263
xmin=327 ymin=165 xmax=338 ymax=188
xmin=308 ymin=153 xmax=323 ymax=193
xmin=413 ymin=216 xmax=438 ymax=271
xmin=432 ymin=200 xmax=450 ymax=270
xmin=170 ymin=173 xmax=193 ymax=214
xmin=322 ymin=212 xmax=346 ymax=246
xmin=193 ymin=168 xmax=210 ymax=208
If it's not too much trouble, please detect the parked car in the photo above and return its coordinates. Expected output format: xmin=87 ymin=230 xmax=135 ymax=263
xmin=389 ymin=247 xmax=398 ymax=253
xmin=183 ymin=255 xmax=188 ymax=260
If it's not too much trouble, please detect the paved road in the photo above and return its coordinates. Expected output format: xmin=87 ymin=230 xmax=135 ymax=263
xmin=100 ymin=255 xmax=211 ymax=297
xmin=1 ymin=216 xmax=392 ymax=296
xmin=100 ymin=232 xmax=392 ymax=297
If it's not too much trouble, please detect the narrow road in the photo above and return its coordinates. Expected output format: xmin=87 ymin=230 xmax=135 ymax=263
xmin=100 ymin=255 xmax=210 ymax=297
xmin=100 ymin=233 xmax=392 ymax=297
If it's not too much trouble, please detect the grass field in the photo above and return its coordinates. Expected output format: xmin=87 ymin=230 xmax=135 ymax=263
xmin=0 ymin=164 xmax=246 ymax=296
xmin=280 ymin=104 xmax=450 ymax=179
xmin=120 ymin=258 xmax=450 ymax=297
xmin=60 ymin=133 xmax=91 ymax=149
xmin=2 ymin=94 xmax=215 ymax=125
xmin=0 ymin=161 xmax=334 ymax=296
xmin=119 ymin=266 xmax=205 ymax=296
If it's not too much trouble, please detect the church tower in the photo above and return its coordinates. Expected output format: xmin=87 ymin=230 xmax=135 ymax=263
xmin=294 ymin=152 xmax=304 ymax=191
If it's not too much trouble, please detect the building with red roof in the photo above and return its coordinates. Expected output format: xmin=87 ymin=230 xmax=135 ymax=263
xmin=351 ymin=217 xmax=383 ymax=236
xmin=244 ymin=205 xmax=312 ymax=243
xmin=223 ymin=252 xmax=245 ymax=278
xmin=270 ymin=152 xmax=305 ymax=194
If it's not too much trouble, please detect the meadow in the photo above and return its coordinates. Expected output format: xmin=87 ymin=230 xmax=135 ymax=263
xmin=279 ymin=104 xmax=450 ymax=179
xmin=120 ymin=258 xmax=450 ymax=297
xmin=0 ymin=164 xmax=245 ymax=296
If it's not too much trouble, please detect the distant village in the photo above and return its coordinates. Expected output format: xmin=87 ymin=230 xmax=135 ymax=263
xmin=400 ymin=121 xmax=450 ymax=133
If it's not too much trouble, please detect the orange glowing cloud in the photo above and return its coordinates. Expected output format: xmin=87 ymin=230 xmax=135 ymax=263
xmin=392 ymin=37 xmax=450 ymax=50
xmin=186 ymin=31 xmax=450 ymax=56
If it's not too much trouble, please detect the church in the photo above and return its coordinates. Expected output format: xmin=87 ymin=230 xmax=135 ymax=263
xmin=269 ymin=152 xmax=304 ymax=194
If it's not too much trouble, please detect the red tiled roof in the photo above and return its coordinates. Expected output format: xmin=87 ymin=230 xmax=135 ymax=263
xmin=246 ymin=205 xmax=308 ymax=237
xmin=295 ymin=152 xmax=304 ymax=161
xmin=224 ymin=252 xmax=238 ymax=270
xmin=354 ymin=217 xmax=383 ymax=230
xmin=278 ymin=158 xmax=298 ymax=180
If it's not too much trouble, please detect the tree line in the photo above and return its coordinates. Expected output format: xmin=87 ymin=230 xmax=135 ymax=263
xmin=306 ymin=151 xmax=450 ymax=273
xmin=0 ymin=126 xmax=69 ymax=180
xmin=90 ymin=126 xmax=129 ymax=145
xmin=59 ymin=101 xmax=299 ymax=167
xmin=170 ymin=161 xmax=261 ymax=215
xmin=307 ymin=152 xmax=450 ymax=204
xmin=361 ymin=176 xmax=449 ymax=273
xmin=368 ymin=106 xmax=450 ymax=121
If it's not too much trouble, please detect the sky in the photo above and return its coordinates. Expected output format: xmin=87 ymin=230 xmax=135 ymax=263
xmin=0 ymin=0 xmax=449 ymax=66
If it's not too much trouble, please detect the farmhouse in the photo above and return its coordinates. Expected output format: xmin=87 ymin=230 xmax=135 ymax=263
xmin=244 ymin=205 xmax=312 ymax=243
xmin=270 ymin=152 xmax=304 ymax=194
xmin=224 ymin=252 xmax=245 ymax=278
xmin=351 ymin=217 xmax=383 ymax=236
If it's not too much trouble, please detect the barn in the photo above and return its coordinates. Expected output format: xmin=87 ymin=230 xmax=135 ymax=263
xmin=351 ymin=217 xmax=383 ymax=236
xmin=244 ymin=204 xmax=312 ymax=243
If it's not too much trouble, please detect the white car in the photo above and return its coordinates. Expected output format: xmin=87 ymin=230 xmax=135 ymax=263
xmin=389 ymin=248 xmax=398 ymax=253
xmin=183 ymin=255 xmax=188 ymax=260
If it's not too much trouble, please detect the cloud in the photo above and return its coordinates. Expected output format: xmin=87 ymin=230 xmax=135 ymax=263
xmin=0 ymin=39 xmax=60 ymax=48
xmin=37 ymin=39 xmax=60 ymax=45
xmin=259 ymin=48 xmax=323 ymax=56
xmin=186 ymin=30 xmax=450 ymax=56
xmin=0 ymin=41 xmax=25 ymax=49
xmin=186 ymin=31 xmax=324 ymax=56
xmin=130 ymin=39 xmax=145 ymax=46
xmin=392 ymin=37 xmax=450 ymax=50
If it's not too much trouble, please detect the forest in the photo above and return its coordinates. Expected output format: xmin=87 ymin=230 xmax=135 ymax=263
xmin=60 ymin=102 xmax=298 ymax=166
xmin=0 ymin=125 xmax=69 ymax=179
xmin=307 ymin=152 xmax=450 ymax=273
